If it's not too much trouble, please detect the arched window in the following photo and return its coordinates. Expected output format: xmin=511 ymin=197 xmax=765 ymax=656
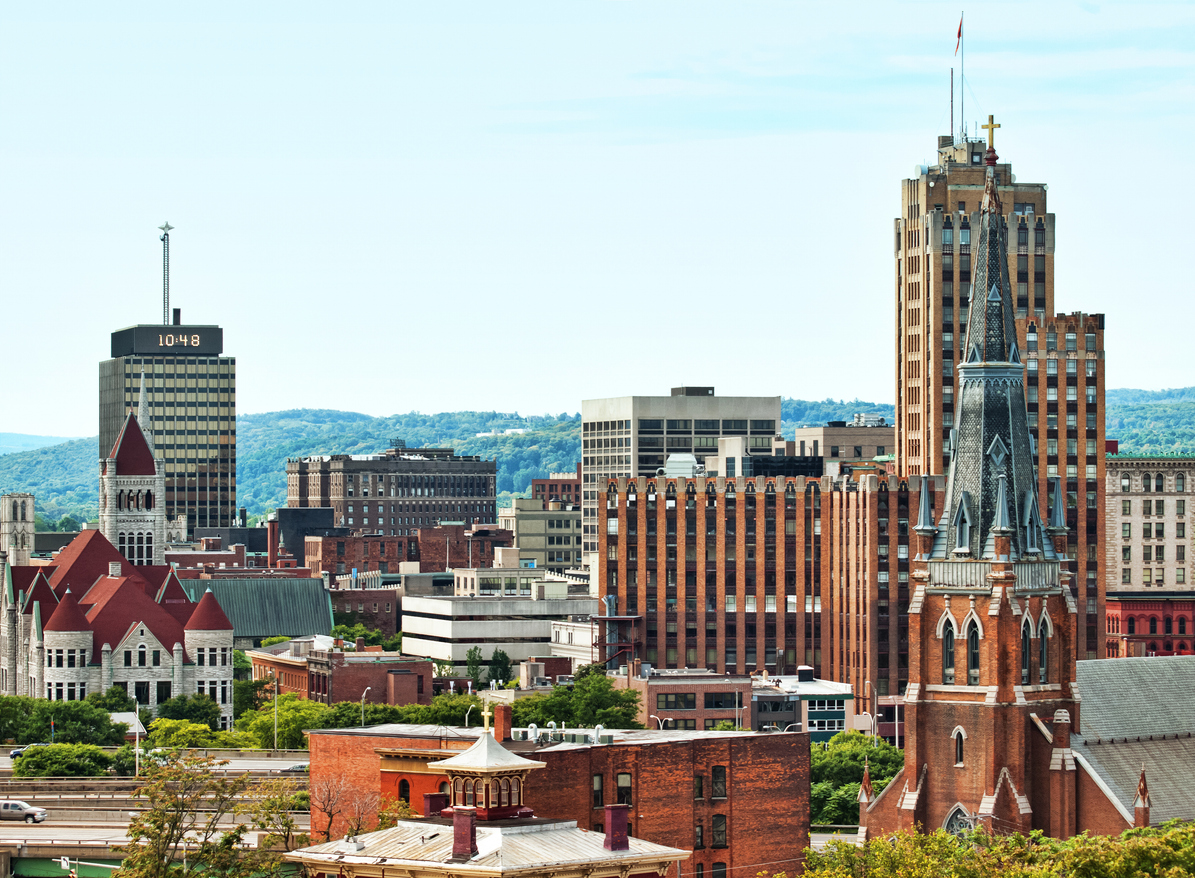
xmin=1180 ymin=618 xmax=1187 ymax=635
xmin=500 ymin=778 xmax=510 ymax=807
xmin=116 ymin=492 xmax=124 ymax=511
xmin=145 ymin=491 xmax=153 ymax=510
xmin=1128 ymin=617 xmax=1136 ymax=635
xmin=491 ymin=779 xmax=501 ymax=807
xmin=1165 ymin=617 xmax=1173 ymax=635
xmin=1038 ymin=618 xmax=1049 ymax=683
xmin=398 ymin=779 xmax=410 ymax=803
xmin=1178 ymin=474 xmax=1187 ymax=492
xmin=944 ymin=806 xmax=970 ymax=835
xmin=511 ymin=778 xmax=521 ymax=805
xmin=474 ymin=779 xmax=484 ymax=806
xmin=10 ymin=501 xmax=16 ymax=520
xmin=967 ymin=622 xmax=980 ymax=686
xmin=118 ymin=533 xmax=126 ymax=556
xmin=464 ymin=780 xmax=474 ymax=806
xmin=439 ymin=781 xmax=449 ymax=795
xmin=145 ymin=534 xmax=153 ymax=563
xmin=1150 ymin=617 xmax=1159 ymax=635
xmin=453 ymin=778 xmax=463 ymax=805
xmin=138 ymin=645 xmax=147 ymax=667
xmin=19 ymin=501 xmax=26 ymax=521
xmin=1021 ymin=624 xmax=1031 ymax=685
xmin=943 ymin=628 xmax=955 ymax=685
xmin=953 ymin=728 xmax=965 ymax=765
xmin=1156 ymin=474 xmax=1166 ymax=492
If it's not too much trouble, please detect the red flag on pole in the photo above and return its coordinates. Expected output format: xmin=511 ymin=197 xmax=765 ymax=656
xmin=955 ymin=16 xmax=963 ymax=55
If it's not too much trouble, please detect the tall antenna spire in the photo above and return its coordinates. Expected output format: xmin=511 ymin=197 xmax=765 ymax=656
xmin=158 ymin=222 xmax=174 ymax=325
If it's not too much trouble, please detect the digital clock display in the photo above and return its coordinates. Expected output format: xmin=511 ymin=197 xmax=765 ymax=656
xmin=111 ymin=325 xmax=224 ymax=357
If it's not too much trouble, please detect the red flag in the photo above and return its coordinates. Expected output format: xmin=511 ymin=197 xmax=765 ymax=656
xmin=955 ymin=16 xmax=962 ymax=55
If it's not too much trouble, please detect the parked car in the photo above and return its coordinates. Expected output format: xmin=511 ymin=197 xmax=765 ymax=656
xmin=8 ymin=743 xmax=49 ymax=759
xmin=0 ymin=800 xmax=47 ymax=823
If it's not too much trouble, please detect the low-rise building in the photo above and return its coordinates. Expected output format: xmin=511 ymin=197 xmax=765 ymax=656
xmin=790 ymin=418 xmax=895 ymax=462
xmin=530 ymin=463 xmax=582 ymax=508
xmin=402 ymin=592 xmax=599 ymax=676
xmin=750 ymin=665 xmax=855 ymax=741
xmin=417 ymin=523 xmax=514 ymax=573
xmin=178 ymin=578 xmax=334 ymax=649
xmin=328 ymin=588 xmax=400 ymax=636
xmin=307 ymin=650 xmax=434 ymax=707
xmin=550 ymin=619 xmax=597 ymax=670
xmin=611 ymin=665 xmax=753 ymax=731
xmin=498 ymin=498 xmax=582 ymax=574
xmin=305 ymin=533 xmax=419 ymax=578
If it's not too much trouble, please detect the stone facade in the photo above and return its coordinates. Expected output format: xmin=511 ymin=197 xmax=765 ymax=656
xmin=99 ymin=412 xmax=166 ymax=566
xmin=0 ymin=495 xmax=34 ymax=567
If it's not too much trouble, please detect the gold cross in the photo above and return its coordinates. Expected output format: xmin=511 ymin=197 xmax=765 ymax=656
xmin=981 ymin=114 xmax=1001 ymax=149
xmin=482 ymin=702 xmax=492 ymax=731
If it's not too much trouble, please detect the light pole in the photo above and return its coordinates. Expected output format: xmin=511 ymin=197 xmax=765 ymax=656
xmin=271 ymin=671 xmax=279 ymax=751
xmin=865 ymin=681 xmax=877 ymax=748
xmin=360 ymin=687 xmax=372 ymax=726
xmin=649 ymin=715 xmax=665 ymax=729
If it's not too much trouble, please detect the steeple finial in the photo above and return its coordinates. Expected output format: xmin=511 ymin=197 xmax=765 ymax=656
xmin=1134 ymin=765 xmax=1151 ymax=809
xmin=914 ymin=475 xmax=937 ymax=537
xmin=992 ymin=473 xmax=1014 ymax=534
xmin=1048 ymin=477 xmax=1068 ymax=532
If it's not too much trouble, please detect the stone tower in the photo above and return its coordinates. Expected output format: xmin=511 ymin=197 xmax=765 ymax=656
xmin=99 ymin=377 xmax=166 ymax=566
xmin=0 ymin=494 xmax=34 ymax=566
xmin=862 ymin=141 xmax=1078 ymax=839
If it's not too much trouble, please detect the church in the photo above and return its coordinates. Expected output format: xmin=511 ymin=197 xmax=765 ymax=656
xmin=860 ymin=138 xmax=1191 ymax=838
xmin=0 ymin=389 xmax=235 ymax=727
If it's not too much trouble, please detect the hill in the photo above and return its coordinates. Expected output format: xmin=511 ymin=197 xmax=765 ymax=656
xmin=2 ymin=392 xmax=1194 ymax=523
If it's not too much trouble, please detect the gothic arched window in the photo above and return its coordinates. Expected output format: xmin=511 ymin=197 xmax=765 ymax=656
xmin=944 ymin=806 xmax=970 ymax=836
xmin=942 ymin=628 xmax=955 ymax=685
xmin=953 ymin=728 xmax=965 ymax=765
xmin=145 ymin=491 xmax=153 ymax=510
xmin=967 ymin=622 xmax=980 ymax=686
xmin=1021 ymin=623 xmax=1031 ymax=685
xmin=1156 ymin=474 xmax=1166 ymax=492
xmin=1178 ymin=473 xmax=1187 ymax=492
xmin=398 ymin=779 xmax=410 ymax=803
xmin=1038 ymin=618 xmax=1049 ymax=683
xmin=19 ymin=501 xmax=26 ymax=521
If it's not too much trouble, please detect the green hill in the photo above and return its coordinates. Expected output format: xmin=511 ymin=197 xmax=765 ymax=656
xmin=2 ymin=392 xmax=1193 ymax=523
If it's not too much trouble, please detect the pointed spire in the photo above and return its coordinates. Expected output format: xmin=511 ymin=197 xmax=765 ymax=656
xmin=992 ymin=473 xmax=1014 ymax=534
xmin=1134 ymin=765 xmax=1151 ymax=810
xmin=914 ymin=475 xmax=937 ymax=536
xmin=858 ymin=755 xmax=875 ymax=805
xmin=1048 ymin=477 xmax=1068 ymax=531
xmin=137 ymin=371 xmax=153 ymax=452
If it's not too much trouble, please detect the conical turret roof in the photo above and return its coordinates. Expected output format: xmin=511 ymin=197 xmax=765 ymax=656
xmin=184 ymin=588 xmax=234 ymax=631
xmin=44 ymin=589 xmax=91 ymax=633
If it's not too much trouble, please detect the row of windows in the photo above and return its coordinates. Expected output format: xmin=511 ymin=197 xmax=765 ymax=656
xmin=942 ymin=619 xmax=1051 ymax=686
xmin=1121 ymin=521 xmax=1186 ymax=539
xmin=1121 ymin=545 xmax=1186 ymax=562
xmin=1115 ymin=616 xmax=1188 ymax=635
xmin=1121 ymin=473 xmax=1188 ymax=493
xmin=48 ymin=649 xmax=88 ymax=668
xmin=1122 ymin=499 xmax=1186 ymax=517
xmin=1121 ymin=567 xmax=1185 ymax=585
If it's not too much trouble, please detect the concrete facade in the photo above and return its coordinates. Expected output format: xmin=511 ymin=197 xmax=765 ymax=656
xmin=790 ymin=422 xmax=895 ymax=462
xmin=497 ymin=499 xmax=582 ymax=574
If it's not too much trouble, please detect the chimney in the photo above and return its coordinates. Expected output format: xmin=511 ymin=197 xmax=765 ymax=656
xmin=108 ymin=561 xmax=122 ymax=578
xmin=423 ymin=791 xmax=450 ymax=817
xmin=452 ymin=806 xmax=478 ymax=860
xmin=603 ymin=803 xmax=630 ymax=851
xmin=493 ymin=703 xmax=513 ymax=741
xmin=355 ymin=636 xmax=366 ymax=652
xmin=1052 ymin=708 xmax=1071 ymax=750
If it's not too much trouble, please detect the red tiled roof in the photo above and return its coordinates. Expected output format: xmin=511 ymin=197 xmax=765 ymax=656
xmin=46 ymin=531 xmax=146 ymax=596
xmin=12 ymin=568 xmax=39 ymax=595
xmin=44 ymin=589 xmax=91 ymax=633
xmin=107 ymin=413 xmax=157 ymax=476
xmin=185 ymin=589 xmax=234 ymax=631
xmin=155 ymin=573 xmax=197 ymax=625
xmin=85 ymin=577 xmax=188 ymax=655
xmin=22 ymin=572 xmax=58 ymax=615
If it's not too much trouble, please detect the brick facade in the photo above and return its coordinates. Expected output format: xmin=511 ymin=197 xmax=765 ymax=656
xmin=416 ymin=524 xmax=513 ymax=573
xmin=307 ymin=651 xmax=432 ymax=706
xmin=328 ymin=588 xmax=400 ymax=637
xmin=306 ymin=534 xmax=417 ymax=579
xmin=531 ymin=464 xmax=581 ymax=508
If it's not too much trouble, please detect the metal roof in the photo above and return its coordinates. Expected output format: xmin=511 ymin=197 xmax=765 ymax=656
xmin=1075 ymin=655 xmax=1195 ymax=739
xmin=179 ymin=578 xmax=333 ymax=639
xmin=289 ymin=818 xmax=688 ymax=872
xmin=429 ymin=732 xmax=545 ymax=773
xmin=1072 ymin=735 xmax=1195 ymax=825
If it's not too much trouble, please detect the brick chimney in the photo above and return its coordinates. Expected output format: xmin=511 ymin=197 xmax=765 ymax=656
xmin=603 ymin=803 xmax=629 ymax=851
xmin=493 ymin=703 xmax=513 ymax=741
xmin=355 ymin=636 xmax=366 ymax=652
xmin=423 ymin=791 xmax=450 ymax=817
xmin=452 ymin=806 xmax=478 ymax=861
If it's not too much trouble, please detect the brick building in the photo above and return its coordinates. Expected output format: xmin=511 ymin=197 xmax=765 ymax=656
xmin=305 ymin=533 xmax=418 ymax=578
xmin=285 ymin=443 xmax=497 ymax=535
xmin=893 ymin=125 xmax=1106 ymax=663
xmin=306 ymin=704 xmax=809 ymax=877
xmin=1104 ymin=454 xmax=1194 ymax=657
xmin=416 ymin=523 xmax=513 ymax=573
xmin=328 ymin=588 xmax=400 ymax=637
xmin=307 ymin=651 xmax=433 ymax=707
xmin=611 ymin=666 xmax=752 ymax=731
xmin=530 ymin=463 xmax=581 ymax=508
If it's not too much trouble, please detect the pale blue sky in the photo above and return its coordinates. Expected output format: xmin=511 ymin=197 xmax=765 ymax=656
xmin=3 ymin=2 xmax=1193 ymax=436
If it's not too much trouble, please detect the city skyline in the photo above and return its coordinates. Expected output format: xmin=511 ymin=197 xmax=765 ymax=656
xmin=2 ymin=2 xmax=1192 ymax=436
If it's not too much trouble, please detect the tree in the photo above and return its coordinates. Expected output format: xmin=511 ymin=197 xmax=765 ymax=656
xmin=21 ymin=699 xmax=127 ymax=746
xmin=511 ymin=673 xmax=642 ymax=729
xmin=433 ymin=659 xmax=455 ymax=677
xmin=237 ymin=776 xmax=309 ymax=852
xmin=233 ymin=678 xmax=270 ymax=720
xmin=0 ymin=696 xmax=36 ymax=742
xmin=376 ymin=795 xmax=415 ymax=829
xmin=232 ymin=650 xmax=252 ymax=681
xmin=489 ymin=648 xmax=512 ymax=687
xmin=261 ymin=635 xmax=290 ymax=647
xmin=114 ymin=753 xmax=253 ymax=878
xmin=156 ymin=693 xmax=222 ymax=731
xmin=573 ymin=662 xmax=606 ymax=681
xmin=465 ymin=646 xmax=485 ymax=685
xmin=87 ymin=685 xmax=137 ymax=712
xmin=149 ymin=718 xmax=222 ymax=749
xmin=309 ymin=773 xmax=349 ymax=842
xmin=236 ymin=692 xmax=330 ymax=750
xmin=13 ymin=743 xmax=112 ymax=777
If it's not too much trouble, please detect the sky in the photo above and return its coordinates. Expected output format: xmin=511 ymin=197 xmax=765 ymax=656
xmin=3 ymin=2 xmax=1193 ymax=437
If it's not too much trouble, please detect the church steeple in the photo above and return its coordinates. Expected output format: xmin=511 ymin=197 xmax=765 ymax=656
xmin=934 ymin=136 xmax=1052 ymax=562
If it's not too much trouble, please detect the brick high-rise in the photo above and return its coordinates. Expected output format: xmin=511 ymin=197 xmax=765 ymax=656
xmin=894 ymin=121 xmax=1105 ymax=660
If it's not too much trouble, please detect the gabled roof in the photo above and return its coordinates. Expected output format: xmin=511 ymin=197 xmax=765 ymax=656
xmin=1076 ymin=656 xmax=1195 ymax=739
xmin=85 ymin=576 xmax=188 ymax=656
xmin=106 ymin=412 xmax=157 ymax=476
xmin=156 ymin=572 xmax=197 ymax=625
xmin=179 ymin=579 xmax=333 ymax=638
xmin=46 ymin=531 xmax=144 ymax=596
xmin=185 ymin=589 xmax=234 ymax=631
xmin=44 ymin=589 xmax=91 ymax=633
xmin=12 ymin=567 xmax=40 ymax=596
xmin=21 ymin=572 xmax=58 ymax=616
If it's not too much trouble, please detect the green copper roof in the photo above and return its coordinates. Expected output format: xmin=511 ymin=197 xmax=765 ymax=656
xmin=179 ymin=579 xmax=333 ymax=639
xmin=1107 ymin=453 xmax=1195 ymax=460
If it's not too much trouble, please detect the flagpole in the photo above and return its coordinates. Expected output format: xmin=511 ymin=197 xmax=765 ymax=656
xmin=960 ymin=11 xmax=965 ymax=140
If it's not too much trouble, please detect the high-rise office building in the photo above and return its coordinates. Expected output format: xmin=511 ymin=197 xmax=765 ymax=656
xmin=99 ymin=314 xmax=236 ymax=533
xmin=893 ymin=124 xmax=1105 ymax=659
xmin=581 ymin=387 xmax=781 ymax=570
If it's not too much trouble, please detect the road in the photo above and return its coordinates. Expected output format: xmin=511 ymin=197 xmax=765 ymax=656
xmin=0 ymin=755 xmax=308 ymax=773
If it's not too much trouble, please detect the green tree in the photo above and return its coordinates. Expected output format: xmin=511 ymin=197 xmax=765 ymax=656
xmin=236 ymin=776 xmax=309 ymax=852
xmin=21 ymin=700 xmax=127 ymax=746
xmin=0 ymin=696 xmax=36 ymax=742
xmin=811 ymin=730 xmax=904 ymax=789
xmin=489 ymin=649 xmax=512 ymax=687
xmin=111 ymin=744 xmax=138 ymax=777
xmin=261 ymin=635 xmax=290 ymax=647
xmin=150 ymin=718 xmax=222 ymax=749
xmin=87 ymin=685 xmax=137 ymax=712
xmin=232 ymin=650 xmax=252 ymax=681
xmin=466 ymin=646 xmax=485 ymax=686
xmin=331 ymin=623 xmax=383 ymax=646
xmin=233 ymin=678 xmax=270 ymax=720
xmin=511 ymin=673 xmax=642 ymax=729
xmin=13 ymin=743 xmax=112 ymax=777
xmin=114 ymin=753 xmax=254 ymax=878
xmin=156 ymin=694 xmax=222 ymax=731
xmin=236 ymin=693 xmax=331 ymax=750
xmin=573 ymin=662 xmax=607 ymax=681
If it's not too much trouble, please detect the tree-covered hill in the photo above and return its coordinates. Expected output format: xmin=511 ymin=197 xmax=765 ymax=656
xmin=3 ymin=391 xmax=1194 ymax=523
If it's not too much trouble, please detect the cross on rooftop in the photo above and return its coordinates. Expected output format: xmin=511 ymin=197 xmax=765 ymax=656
xmin=982 ymin=114 xmax=1001 ymax=149
xmin=482 ymin=702 xmax=493 ymax=731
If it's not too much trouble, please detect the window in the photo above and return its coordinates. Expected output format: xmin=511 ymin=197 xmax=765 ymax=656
xmin=124 ymin=651 xmax=132 ymax=667
xmin=1179 ymin=474 xmax=1187 ymax=492
xmin=694 ymin=822 xmax=704 ymax=848
xmin=616 ymin=773 xmax=632 ymax=805
xmin=152 ymin=650 xmax=161 ymax=667
xmin=955 ymin=730 xmax=965 ymax=765
xmin=694 ymin=775 xmax=704 ymax=799
xmin=713 ymin=864 xmax=727 ymax=878
xmin=592 ymin=774 xmax=603 ymax=808
xmin=1038 ymin=619 xmax=1049 ymax=683
xmin=967 ymin=622 xmax=980 ymax=686
xmin=712 ymin=814 xmax=727 ymax=848
xmin=1122 ymin=500 xmax=1131 ymax=516
xmin=942 ymin=627 xmax=955 ymax=684
xmin=1021 ymin=624 xmax=1031 ymax=685
xmin=712 ymin=765 xmax=727 ymax=798
xmin=1123 ymin=523 xmax=1131 ymax=538
xmin=138 ymin=646 xmax=147 ymax=667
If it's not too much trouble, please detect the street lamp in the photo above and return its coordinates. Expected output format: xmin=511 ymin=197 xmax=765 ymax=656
xmin=360 ymin=687 xmax=372 ymax=726
xmin=270 ymin=671 xmax=279 ymax=751
xmin=649 ymin=715 xmax=665 ymax=729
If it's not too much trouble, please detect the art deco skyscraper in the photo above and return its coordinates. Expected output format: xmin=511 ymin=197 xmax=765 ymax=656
xmin=894 ymin=120 xmax=1105 ymax=660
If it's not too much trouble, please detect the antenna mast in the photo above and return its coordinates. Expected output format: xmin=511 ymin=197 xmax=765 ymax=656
xmin=158 ymin=222 xmax=174 ymax=325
